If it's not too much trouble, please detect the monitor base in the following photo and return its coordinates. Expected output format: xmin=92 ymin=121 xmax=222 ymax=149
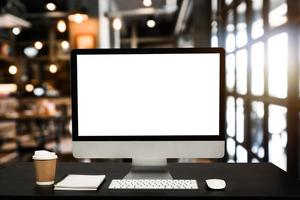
xmin=123 ymin=158 xmax=173 ymax=179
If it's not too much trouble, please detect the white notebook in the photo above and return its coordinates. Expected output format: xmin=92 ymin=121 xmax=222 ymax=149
xmin=54 ymin=174 xmax=106 ymax=191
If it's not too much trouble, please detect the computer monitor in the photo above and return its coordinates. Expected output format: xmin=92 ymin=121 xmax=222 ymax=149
xmin=71 ymin=48 xmax=225 ymax=179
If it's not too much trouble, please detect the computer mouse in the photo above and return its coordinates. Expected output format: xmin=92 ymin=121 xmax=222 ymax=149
xmin=205 ymin=179 xmax=226 ymax=190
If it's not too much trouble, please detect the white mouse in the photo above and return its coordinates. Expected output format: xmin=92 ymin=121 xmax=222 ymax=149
xmin=205 ymin=179 xmax=226 ymax=190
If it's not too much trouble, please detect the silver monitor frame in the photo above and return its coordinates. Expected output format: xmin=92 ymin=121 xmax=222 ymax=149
xmin=71 ymin=48 xmax=225 ymax=178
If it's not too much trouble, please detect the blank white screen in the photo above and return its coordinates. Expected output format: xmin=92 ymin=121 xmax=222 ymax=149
xmin=77 ymin=53 xmax=220 ymax=136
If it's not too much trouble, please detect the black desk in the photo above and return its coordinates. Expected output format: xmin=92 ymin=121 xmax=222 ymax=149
xmin=0 ymin=162 xmax=300 ymax=199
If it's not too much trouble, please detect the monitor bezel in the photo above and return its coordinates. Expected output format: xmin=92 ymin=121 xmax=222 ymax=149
xmin=71 ymin=48 xmax=225 ymax=141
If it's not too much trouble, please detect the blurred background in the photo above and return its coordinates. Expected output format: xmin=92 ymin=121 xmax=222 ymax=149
xmin=0 ymin=0 xmax=300 ymax=178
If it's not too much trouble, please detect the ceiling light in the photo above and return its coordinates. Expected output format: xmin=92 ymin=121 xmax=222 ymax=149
xmin=112 ymin=18 xmax=122 ymax=31
xmin=68 ymin=13 xmax=88 ymax=24
xmin=33 ymin=87 xmax=45 ymax=96
xmin=34 ymin=41 xmax=43 ymax=50
xmin=61 ymin=40 xmax=70 ymax=50
xmin=25 ymin=84 xmax=34 ymax=92
xmin=57 ymin=20 xmax=66 ymax=32
xmin=143 ymin=0 xmax=152 ymax=7
xmin=24 ymin=47 xmax=38 ymax=58
xmin=0 ymin=84 xmax=17 ymax=95
xmin=8 ymin=65 xmax=17 ymax=75
xmin=147 ymin=19 xmax=156 ymax=28
xmin=12 ymin=27 xmax=21 ymax=35
xmin=0 ymin=14 xmax=31 ymax=28
xmin=46 ymin=3 xmax=56 ymax=11
xmin=49 ymin=64 xmax=58 ymax=73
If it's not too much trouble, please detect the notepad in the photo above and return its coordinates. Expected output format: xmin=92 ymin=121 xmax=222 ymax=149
xmin=54 ymin=174 xmax=106 ymax=191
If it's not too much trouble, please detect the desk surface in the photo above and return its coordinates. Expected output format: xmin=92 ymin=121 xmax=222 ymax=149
xmin=0 ymin=162 xmax=299 ymax=199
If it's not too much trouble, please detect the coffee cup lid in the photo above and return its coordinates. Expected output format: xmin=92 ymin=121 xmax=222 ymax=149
xmin=32 ymin=150 xmax=57 ymax=160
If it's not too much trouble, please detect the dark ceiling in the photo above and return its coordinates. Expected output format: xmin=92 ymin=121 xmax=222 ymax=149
xmin=113 ymin=0 xmax=181 ymax=38
xmin=114 ymin=0 xmax=166 ymax=11
xmin=0 ymin=0 xmax=182 ymax=42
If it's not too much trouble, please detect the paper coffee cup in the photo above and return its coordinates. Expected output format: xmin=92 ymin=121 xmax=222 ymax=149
xmin=32 ymin=150 xmax=58 ymax=185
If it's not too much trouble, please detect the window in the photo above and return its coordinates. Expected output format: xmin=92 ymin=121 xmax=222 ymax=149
xmin=226 ymin=96 xmax=236 ymax=162
xmin=268 ymin=33 xmax=288 ymax=99
xmin=225 ymin=0 xmax=233 ymax=6
xmin=221 ymin=0 xmax=294 ymax=174
xmin=211 ymin=35 xmax=218 ymax=47
xmin=237 ymin=145 xmax=248 ymax=163
xmin=211 ymin=21 xmax=218 ymax=47
xmin=236 ymin=98 xmax=244 ymax=143
xmin=251 ymin=42 xmax=264 ymax=96
xmin=226 ymin=11 xmax=235 ymax=53
xmin=251 ymin=102 xmax=264 ymax=159
xmin=227 ymin=137 xmax=236 ymax=162
xmin=268 ymin=105 xmax=287 ymax=171
xmin=252 ymin=0 xmax=264 ymax=39
xmin=236 ymin=2 xmax=247 ymax=48
xmin=236 ymin=49 xmax=247 ymax=95
xmin=252 ymin=158 xmax=259 ymax=163
xmin=226 ymin=54 xmax=235 ymax=92
xmin=226 ymin=96 xmax=236 ymax=138
xmin=269 ymin=0 xmax=287 ymax=28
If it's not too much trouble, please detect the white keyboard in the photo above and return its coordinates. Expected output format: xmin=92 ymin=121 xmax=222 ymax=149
xmin=108 ymin=179 xmax=198 ymax=190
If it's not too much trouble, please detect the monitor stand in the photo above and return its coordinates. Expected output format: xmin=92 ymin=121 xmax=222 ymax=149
xmin=123 ymin=158 xmax=173 ymax=179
